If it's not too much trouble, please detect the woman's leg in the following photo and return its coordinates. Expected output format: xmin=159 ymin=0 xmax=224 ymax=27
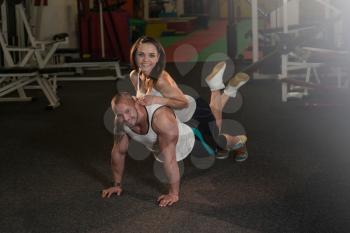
xmin=209 ymin=73 xmax=250 ymax=132
xmin=191 ymin=97 xmax=247 ymax=153
xmin=209 ymin=90 xmax=223 ymax=132
xmin=205 ymin=63 xmax=250 ymax=152
xmin=206 ymin=65 xmax=250 ymax=130
xmin=205 ymin=62 xmax=227 ymax=131
xmin=219 ymin=94 xmax=230 ymax=111
xmin=208 ymin=73 xmax=250 ymax=151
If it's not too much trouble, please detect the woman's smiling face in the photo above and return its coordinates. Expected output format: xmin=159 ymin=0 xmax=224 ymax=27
xmin=135 ymin=42 xmax=160 ymax=76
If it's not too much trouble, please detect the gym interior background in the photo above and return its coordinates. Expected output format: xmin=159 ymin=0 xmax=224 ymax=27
xmin=1 ymin=0 xmax=350 ymax=232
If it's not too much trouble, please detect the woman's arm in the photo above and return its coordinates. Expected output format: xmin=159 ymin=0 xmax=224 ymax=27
xmin=142 ymin=71 xmax=188 ymax=109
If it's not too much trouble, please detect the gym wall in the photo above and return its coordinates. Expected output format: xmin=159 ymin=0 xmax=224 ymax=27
xmin=38 ymin=0 xmax=77 ymax=48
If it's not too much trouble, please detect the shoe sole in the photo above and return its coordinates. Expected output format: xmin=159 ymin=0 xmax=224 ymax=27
xmin=216 ymin=155 xmax=229 ymax=160
xmin=235 ymin=152 xmax=248 ymax=162
xmin=206 ymin=61 xmax=226 ymax=81
xmin=216 ymin=151 xmax=229 ymax=160
xmin=228 ymin=72 xmax=250 ymax=87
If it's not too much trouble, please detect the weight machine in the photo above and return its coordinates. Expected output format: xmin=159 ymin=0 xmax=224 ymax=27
xmin=244 ymin=0 xmax=348 ymax=102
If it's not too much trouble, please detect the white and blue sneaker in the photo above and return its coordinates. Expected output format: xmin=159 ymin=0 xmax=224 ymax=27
xmin=224 ymin=72 xmax=250 ymax=98
xmin=205 ymin=61 xmax=226 ymax=91
xmin=234 ymin=145 xmax=248 ymax=162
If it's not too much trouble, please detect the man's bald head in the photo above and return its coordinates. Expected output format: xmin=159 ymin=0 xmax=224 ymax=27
xmin=111 ymin=92 xmax=136 ymax=112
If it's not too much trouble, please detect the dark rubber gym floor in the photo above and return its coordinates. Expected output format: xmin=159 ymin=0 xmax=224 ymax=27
xmin=1 ymin=62 xmax=350 ymax=233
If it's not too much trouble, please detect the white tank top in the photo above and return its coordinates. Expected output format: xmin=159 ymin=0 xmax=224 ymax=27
xmin=135 ymin=71 xmax=196 ymax=122
xmin=123 ymin=104 xmax=195 ymax=162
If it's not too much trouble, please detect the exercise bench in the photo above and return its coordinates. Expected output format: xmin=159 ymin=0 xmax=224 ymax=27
xmin=0 ymin=67 xmax=62 ymax=109
xmin=52 ymin=58 xmax=126 ymax=81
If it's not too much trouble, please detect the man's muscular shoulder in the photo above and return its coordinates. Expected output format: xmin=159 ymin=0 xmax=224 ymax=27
xmin=152 ymin=106 xmax=178 ymax=134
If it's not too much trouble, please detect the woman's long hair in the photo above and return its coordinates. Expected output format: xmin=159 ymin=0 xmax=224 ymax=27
xmin=130 ymin=36 xmax=166 ymax=81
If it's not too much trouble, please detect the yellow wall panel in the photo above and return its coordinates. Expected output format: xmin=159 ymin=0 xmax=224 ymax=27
xmin=219 ymin=0 xmax=228 ymax=18
xmin=145 ymin=21 xmax=167 ymax=37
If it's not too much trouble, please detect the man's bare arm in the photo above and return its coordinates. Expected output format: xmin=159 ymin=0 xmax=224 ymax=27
xmin=102 ymin=130 xmax=129 ymax=198
xmin=111 ymin=133 xmax=129 ymax=184
xmin=152 ymin=107 xmax=180 ymax=207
